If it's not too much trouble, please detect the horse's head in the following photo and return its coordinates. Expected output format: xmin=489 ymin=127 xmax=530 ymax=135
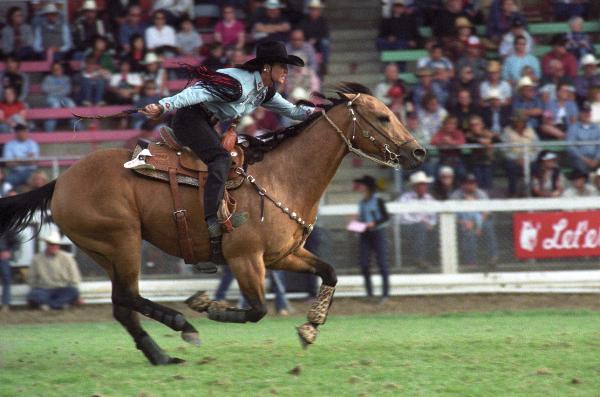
xmin=322 ymin=83 xmax=426 ymax=170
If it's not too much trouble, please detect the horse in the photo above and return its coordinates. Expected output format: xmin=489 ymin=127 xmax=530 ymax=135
xmin=0 ymin=83 xmax=425 ymax=365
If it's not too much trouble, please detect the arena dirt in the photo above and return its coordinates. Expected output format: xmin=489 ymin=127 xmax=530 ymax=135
xmin=2 ymin=294 xmax=600 ymax=325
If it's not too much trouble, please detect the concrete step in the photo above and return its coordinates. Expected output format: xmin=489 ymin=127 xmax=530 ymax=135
xmin=325 ymin=73 xmax=382 ymax=89
xmin=328 ymin=60 xmax=382 ymax=75
xmin=331 ymin=40 xmax=378 ymax=53
xmin=325 ymin=0 xmax=381 ymax=9
xmin=330 ymin=50 xmax=380 ymax=63
xmin=331 ymin=29 xmax=378 ymax=41
xmin=326 ymin=18 xmax=379 ymax=30
xmin=325 ymin=7 xmax=380 ymax=21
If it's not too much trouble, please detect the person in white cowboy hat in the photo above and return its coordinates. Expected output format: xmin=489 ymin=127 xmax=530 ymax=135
xmin=140 ymin=52 xmax=169 ymax=97
xmin=502 ymin=35 xmax=541 ymax=85
xmin=252 ymin=0 xmax=291 ymax=44
xmin=26 ymin=230 xmax=82 ymax=311
xmin=72 ymin=0 xmax=113 ymax=53
xmin=575 ymin=54 xmax=600 ymax=103
xmin=512 ymin=75 xmax=543 ymax=130
xmin=531 ymin=150 xmax=565 ymax=197
xmin=32 ymin=3 xmax=72 ymax=60
xmin=140 ymin=40 xmax=317 ymax=266
xmin=398 ymin=170 xmax=437 ymax=270
xmin=481 ymin=87 xmax=511 ymax=134
xmin=297 ymin=0 xmax=330 ymax=74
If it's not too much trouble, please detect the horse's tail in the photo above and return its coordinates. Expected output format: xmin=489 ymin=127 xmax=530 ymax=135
xmin=0 ymin=180 xmax=56 ymax=236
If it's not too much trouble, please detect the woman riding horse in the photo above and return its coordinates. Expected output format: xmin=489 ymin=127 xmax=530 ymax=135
xmin=141 ymin=41 xmax=316 ymax=265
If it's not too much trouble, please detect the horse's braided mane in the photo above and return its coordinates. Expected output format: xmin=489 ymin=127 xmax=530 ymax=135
xmin=242 ymin=82 xmax=372 ymax=164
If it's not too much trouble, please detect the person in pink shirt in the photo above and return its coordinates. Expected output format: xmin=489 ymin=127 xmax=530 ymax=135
xmin=541 ymin=35 xmax=578 ymax=79
xmin=214 ymin=5 xmax=245 ymax=49
xmin=431 ymin=114 xmax=467 ymax=179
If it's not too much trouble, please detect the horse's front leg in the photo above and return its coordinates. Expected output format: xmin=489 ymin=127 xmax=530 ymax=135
xmin=271 ymin=248 xmax=338 ymax=348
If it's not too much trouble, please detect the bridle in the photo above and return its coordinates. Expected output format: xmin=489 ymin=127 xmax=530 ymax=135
xmin=321 ymin=93 xmax=416 ymax=169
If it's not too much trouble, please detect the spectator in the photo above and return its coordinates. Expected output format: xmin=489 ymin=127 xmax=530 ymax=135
xmin=27 ymin=231 xmax=82 ymax=311
xmin=566 ymin=102 xmax=600 ymax=173
xmin=431 ymin=114 xmax=467 ymax=179
xmin=32 ymin=3 xmax=72 ymax=61
xmin=417 ymin=43 xmax=453 ymax=76
xmin=456 ymin=36 xmax=487 ymax=82
xmin=353 ymin=175 xmax=390 ymax=303
xmin=449 ymin=89 xmax=480 ymax=132
xmin=214 ymin=5 xmax=245 ymax=50
xmin=118 ymin=5 xmax=146 ymax=53
xmin=449 ymin=66 xmax=480 ymax=108
xmin=78 ymin=55 xmax=107 ymax=106
xmin=284 ymin=54 xmax=320 ymax=99
xmin=132 ymin=80 xmax=161 ymax=129
xmin=482 ymin=88 xmax=512 ymax=134
xmin=432 ymin=0 xmax=470 ymax=45
xmin=540 ymin=83 xmax=578 ymax=140
xmin=176 ymin=17 xmax=201 ymax=56
xmin=412 ymin=67 xmax=448 ymax=109
xmin=0 ymin=56 xmax=30 ymax=103
xmin=531 ymin=151 xmax=565 ymax=197
xmin=406 ymin=110 xmax=430 ymax=146
xmin=499 ymin=18 xmax=533 ymax=59
xmin=512 ymin=76 xmax=543 ymax=131
xmin=487 ymin=0 xmax=527 ymax=43
xmin=374 ymin=63 xmax=401 ymax=106
xmin=399 ymin=171 xmax=437 ymax=270
xmin=123 ymin=34 xmax=147 ymax=73
xmin=252 ymin=0 xmax=291 ymax=45
xmin=502 ymin=35 xmax=541 ymax=85
xmin=0 ymin=87 xmax=27 ymax=134
xmin=72 ymin=1 xmax=113 ymax=55
xmin=542 ymin=35 xmax=578 ymax=79
xmin=386 ymin=82 xmax=411 ymax=125
xmin=479 ymin=61 xmax=512 ymax=106
xmin=432 ymin=166 xmax=456 ymax=200
xmin=565 ymin=16 xmax=594 ymax=60
xmin=418 ymin=93 xmax=448 ymax=143
xmin=539 ymin=59 xmax=572 ymax=103
xmin=502 ymin=110 xmax=539 ymax=197
xmin=151 ymin=0 xmax=194 ymax=27
xmin=446 ymin=17 xmax=474 ymax=61
xmin=203 ymin=43 xmax=227 ymax=71
xmin=145 ymin=10 xmax=177 ymax=56
xmin=0 ymin=229 xmax=19 ymax=312
xmin=82 ymin=35 xmax=116 ymax=74
xmin=2 ymin=123 xmax=39 ymax=187
xmin=575 ymin=54 xmax=600 ymax=105
xmin=2 ymin=6 xmax=35 ymax=59
xmin=450 ymin=174 xmax=499 ymax=267
xmin=376 ymin=0 xmax=421 ymax=52
xmin=140 ymin=52 xmax=168 ymax=97
xmin=563 ymin=170 xmax=596 ymax=197
xmin=286 ymin=29 xmax=317 ymax=73
xmin=552 ymin=0 xmax=587 ymax=21
xmin=297 ymin=0 xmax=330 ymax=75
xmin=41 ymin=62 xmax=76 ymax=132
xmin=107 ymin=59 xmax=143 ymax=105
xmin=465 ymin=115 xmax=500 ymax=190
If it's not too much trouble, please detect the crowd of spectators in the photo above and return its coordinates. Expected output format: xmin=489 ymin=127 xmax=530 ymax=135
xmin=375 ymin=0 xmax=600 ymax=198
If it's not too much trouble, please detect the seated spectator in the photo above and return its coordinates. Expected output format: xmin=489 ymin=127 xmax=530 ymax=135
xmin=432 ymin=166 xmax=456 ymax=200
xmin=151 ymin=0 xmax=194 ymax=27
xmin=432 ymin=0 xmax=470 ymax=45
xmin=0 ymin=228 xmax=19 ymax=312
xmin=412 ymin=67 xmax=448 ymax=109
xmin=465 ymin=115 xmax=500 ymax=190
xmin=123 ymin=34 xmax=147 ymax=73
xmin=449 ymin=66 xmax=480 ymax=108
xmin=214 ymin=5 xmax=245 ymax=50
xmin=203 ymin=43 xmax=227 ymax=71
xmin=450 ymin=174 xmax=499 ymax=267
xmin=417 ymin=43 xmax=454 ymax=77
xmin=531 ymin=151 xmax=565 ymax=197
xmin=449 ymin=89 xmax=480 ymax=132
xmin=540 ymin=83 xmax=578 ymax=140
xmin=297 ymin=0 xmax=330 ymax=75
xmin=175 ymin=18 xmax=201 ymax=56
xmin=431 ymin=114 xmax=467 ymax=179
xmin=386 ymin=82 xmax=412 ymax=125
xmin=575 ymin=54 xmax=600 ymax=105
xmin=252 ymin=0 xmax=291 ymax=44
xmin=77 ymin=55 xmax=107 ymax=106
xmin=456 ymin=36 xmax=487 ymax=82
xmin=542 ymin=35 xmax=578 ymax=79
xmin=286 ymin=29 xmax=317 ymax=73
xmin=446 ymin=17 xmax=475 ymax=61
xmin=41 ymin=62 xmax=76 ymax=132
xmin=565 ymin=16 xmax=595 ymax=60
xmin=482 ymin=88 xmax=512 ymax=134
xmin=499 ymin=18 xmax=533 ymax=59
xmin=502 ymin=35 xmax=541 ymax=85
xmin=82 ymin=35 xmax=116 ymax=74
xmin=539 ymin=59 xmax=573 ymax=103
xmin=399 ymin=171 xmax=437 ymax=270
xmin=512 ymin=76 xmax=543 ymax=131
xmin=563 ymin=170 xmax=596 ymax=197
xmin=32 ymin=3 xmax=72 ymax=61
xmin=132 ymin=80 xmax=161 ymax=129
xmin=72 ymin=1 xmax=114 ymax=56
xmin=145 ymin=10 xmax=177 ymax=56
xmin=107 ymin=60 xmax=143 ymax=105
xmin=406 ymin=110 xmax=430 ymax=146
xmin=417 ymin=93 xmax=448 ymax=143
xmin=27 ymin=231 xmax=82 ymax=311
xmin=1 ymin=6 xmax=35 ymax=60
xmin=487 ymin=0 xmax=527 ymax=43
xmin=566 ymin=103 xmax=600 ymax=173
xmin=0 ymin=56 xmax=30 ymax=103
xmin=502 ymin=111 xmax=539 ymax=197
xmin=0 ymin=87 xmax=26 ymax=133
xmin=2 ymin=123 xmax=39 ymax=187
xmin=118 ymin=5 xmax=147 ymax=53
xmin=284 ymin=55 xmax=320 ymax=100
xmin=141 ymin=52 xmax=168 ymax=96
xmin=479 ymin=61 xmax=512 ymax=106
xmin=374 ymin=63 xmax=401 ymax=106
xmin=376 ymin=0 xmax=421 ymax=52
xmin=552 ymin=0 xmax=587 ymax=21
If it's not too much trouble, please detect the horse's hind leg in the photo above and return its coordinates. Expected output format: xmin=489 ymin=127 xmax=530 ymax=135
xmin=270 ymin=248 xmax=338 ymax=348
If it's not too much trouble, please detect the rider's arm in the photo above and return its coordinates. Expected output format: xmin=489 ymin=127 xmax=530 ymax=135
xmin=157 ymin=84 xmax=224 ymax=113
xmin=262 ymin=91 xmax=315 ymax=121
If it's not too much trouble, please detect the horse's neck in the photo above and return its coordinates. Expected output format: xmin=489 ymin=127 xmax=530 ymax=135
xmin=255 ymin=108 xmax=349 ymax=213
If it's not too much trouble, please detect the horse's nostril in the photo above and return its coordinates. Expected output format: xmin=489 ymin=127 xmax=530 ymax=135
xmin=413 ymin=148 xmax=426 ymax=161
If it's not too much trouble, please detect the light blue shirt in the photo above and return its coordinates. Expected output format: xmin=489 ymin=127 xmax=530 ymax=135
xmin=159 ymin=68 xmax=314 ymax=122
xmin=567 ymin=122 xmax=600 ymax=160
xmin=501 ymin=54 xmax=541 ymax=83
xmin=3 ymin=138 xmax=39 ymax=171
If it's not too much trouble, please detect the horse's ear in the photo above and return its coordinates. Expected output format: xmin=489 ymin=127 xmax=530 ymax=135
xmin=337 ymin=92 xmax=357 ymax=102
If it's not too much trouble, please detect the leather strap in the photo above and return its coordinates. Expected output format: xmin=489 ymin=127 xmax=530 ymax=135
xmin=168 ymin=167 xmax=196 ymax=264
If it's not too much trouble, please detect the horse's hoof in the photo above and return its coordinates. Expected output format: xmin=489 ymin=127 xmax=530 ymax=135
xmin=181 ymin=331 xmax=201 ymax=347
xmin=168 ymin=357 xmax=186 ymax=365
xmin=296 ymin=322 xmax=318 ymax=349
xmin=185 ymin=291 xmax=211 ymax=312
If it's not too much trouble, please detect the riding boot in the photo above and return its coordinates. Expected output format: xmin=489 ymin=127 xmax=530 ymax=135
xmin=207 ymin=220 xmax=226 ymax=265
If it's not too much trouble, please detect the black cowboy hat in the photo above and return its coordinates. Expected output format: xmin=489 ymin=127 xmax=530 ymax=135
xmin=244 ymin=41 xmax=304 ymax=67
xmin=353 ymin=175 xmax=377 ymax=190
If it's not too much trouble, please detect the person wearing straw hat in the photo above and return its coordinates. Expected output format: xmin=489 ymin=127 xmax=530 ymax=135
xmin=32 ymin=3 xmax=72 ymax=60
xmin=502 ymin=110 xmax=539 ymax=197
xmin=252 ymin=0 xmax=291 ymax=44
xmin=140 ymin=41 xmax=317 ymax=264
xmin=26 ymin=230 xmax=82 ymax=311
xmin=72 ymin=0 xmax=113 ymax=53
xmin=479 ymin=60 xmax=512 ymax=106
xmin=512 ymin=76 xmax=543 ymax=130
xmin=575 ymin=54 xmax=600 ymax=104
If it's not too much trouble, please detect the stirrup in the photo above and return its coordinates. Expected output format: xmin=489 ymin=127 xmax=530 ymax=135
xmin=193 ymin=263 xmax=218 ymax=273
xmin=209 ymin=236 xmax=226 ymax=265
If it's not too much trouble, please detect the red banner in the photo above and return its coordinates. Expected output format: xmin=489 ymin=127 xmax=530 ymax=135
xmin=513 ymin=211 xmax=600 ymax=259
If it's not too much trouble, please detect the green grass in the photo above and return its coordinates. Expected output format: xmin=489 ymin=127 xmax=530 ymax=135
xmin=2 ymin=311 xmax=600 ymax=397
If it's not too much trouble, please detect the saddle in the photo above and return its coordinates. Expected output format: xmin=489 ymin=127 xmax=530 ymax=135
xmin=125 ymin=126 xmax=246 ymax=266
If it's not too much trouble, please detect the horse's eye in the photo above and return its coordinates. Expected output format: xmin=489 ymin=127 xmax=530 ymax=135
xmin=378 ymin=116 xmax=390 ymax=123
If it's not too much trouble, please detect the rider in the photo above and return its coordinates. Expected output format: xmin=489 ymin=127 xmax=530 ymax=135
xmin=141 ymin=41 xmax=316 ymax=264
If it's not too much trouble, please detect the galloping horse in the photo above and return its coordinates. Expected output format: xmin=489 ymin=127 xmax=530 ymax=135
xmin=0 ymin=83 xmax=424 ymax=365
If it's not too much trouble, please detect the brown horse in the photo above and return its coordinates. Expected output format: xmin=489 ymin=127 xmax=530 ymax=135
xmin=0 ymin=83 xmax=424 ymax=365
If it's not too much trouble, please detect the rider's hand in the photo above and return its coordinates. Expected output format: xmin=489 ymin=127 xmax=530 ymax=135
xmin=140 ymin=103 xmax=164 ymax=119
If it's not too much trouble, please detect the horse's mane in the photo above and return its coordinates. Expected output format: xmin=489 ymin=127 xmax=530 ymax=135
xmin=242 ymin=82 xmax=372 ymax=164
